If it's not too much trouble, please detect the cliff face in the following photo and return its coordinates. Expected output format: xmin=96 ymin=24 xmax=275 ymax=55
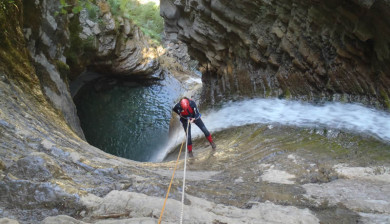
xmin=161 ymin=0 xmax=390 ymax=109
xmin=72 ymin=0 xmax=161 ymax=79
xmin=0 ymin=1 xmax=162 ymax=221
xmin=23 ymin=0 xmax=85 ymax=138
xmin=0 ymin=1 xmax=192 ymax=222
xmin=20 ymin=0 xmax=163 ymax=138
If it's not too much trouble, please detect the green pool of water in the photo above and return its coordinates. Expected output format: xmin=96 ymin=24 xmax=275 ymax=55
xmin=74 ymin=75 xmax=182 ymax=162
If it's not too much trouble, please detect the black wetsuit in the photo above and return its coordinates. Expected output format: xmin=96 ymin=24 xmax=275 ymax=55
xmin=172 ymin=99 xmax=211 ymax=149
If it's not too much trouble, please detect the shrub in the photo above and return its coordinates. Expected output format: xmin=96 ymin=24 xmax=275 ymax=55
xmin=57 ymin=0 xmax=164 ymax=43
xmin=86 ymin=2 xmax=99 ymax=21
xmin=108 ymin=0 xmax=164 ymax=43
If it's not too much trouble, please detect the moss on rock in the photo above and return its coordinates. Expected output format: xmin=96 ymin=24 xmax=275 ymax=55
xmin=65 ymin=15 xmax=98 ymax=80
xmin=0 ymin=0 xmax=44 ymax=100
xmin=55 ymin=60 xmax=71 ymax=86
xmin=380 ymin=88 xmax=390 ymax=111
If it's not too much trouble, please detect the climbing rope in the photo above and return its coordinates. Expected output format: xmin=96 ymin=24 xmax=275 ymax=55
xmin=158 ymin=120 xmax=190 ymax=224
xmin=180 ymin=120 xmax=190 ymax=224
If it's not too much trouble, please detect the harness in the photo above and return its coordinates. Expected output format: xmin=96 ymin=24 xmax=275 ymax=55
xmin=180 ymin=106 xmax=194 ymax=116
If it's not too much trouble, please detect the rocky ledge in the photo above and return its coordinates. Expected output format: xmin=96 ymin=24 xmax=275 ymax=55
xmin=1 ymin=86 xmax=389 ymax=223
xmin=76 ymin=1 xmax=161 ymax=78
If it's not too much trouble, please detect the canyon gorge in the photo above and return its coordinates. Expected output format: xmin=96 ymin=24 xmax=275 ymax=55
xmin=0 ymin=0 xmax=389 ymax=223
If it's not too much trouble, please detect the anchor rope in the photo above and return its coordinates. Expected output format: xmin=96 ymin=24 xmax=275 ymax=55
xmin=158 ymin=120 xmax=190 ymax=224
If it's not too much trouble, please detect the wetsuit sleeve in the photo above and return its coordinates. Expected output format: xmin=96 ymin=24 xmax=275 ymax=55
xmin=189 ymin=100 xmax=201 ymax=119
xmin=172 ymin=102 xmax=181 ymax=115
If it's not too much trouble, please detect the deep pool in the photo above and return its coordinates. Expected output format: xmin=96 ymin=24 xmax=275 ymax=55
xmin=74 ymin=74 xmax=182 ymax=162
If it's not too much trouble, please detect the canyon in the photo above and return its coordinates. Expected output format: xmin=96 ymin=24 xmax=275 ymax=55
xmin=0 ymin=0 xmax=389 ymax=223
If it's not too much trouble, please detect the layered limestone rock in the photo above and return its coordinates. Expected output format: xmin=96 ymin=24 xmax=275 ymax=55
xmin=21 ymin=0 xmax=162 ymax=138
xmin=73 ymin=0 xmax=161 ymax=79
xmin=2 ymin=0 xmax=390 ymax=223
xmin=161 ymin=0 xmax=390 ymax=109
xmin=23 ymin=0 xmax=85 ymax=138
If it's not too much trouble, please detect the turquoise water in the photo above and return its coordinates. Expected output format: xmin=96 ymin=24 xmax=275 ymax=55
xmin=74 ymin=75 xmax=182 ymax=162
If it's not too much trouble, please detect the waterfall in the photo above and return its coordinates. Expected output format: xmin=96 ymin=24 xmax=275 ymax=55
xmin=152 ymin=98 xmax=390 ymax=162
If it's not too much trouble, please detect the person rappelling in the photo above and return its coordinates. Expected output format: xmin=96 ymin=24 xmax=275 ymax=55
xmin=172 ymin=97 xmax=216 ymax=157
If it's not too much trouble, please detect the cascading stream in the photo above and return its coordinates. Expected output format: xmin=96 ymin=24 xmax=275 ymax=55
xmin=74 ymin=73 xmax=390 ymax=163
xmin=153 ymin=98 xmax=390 ymax=162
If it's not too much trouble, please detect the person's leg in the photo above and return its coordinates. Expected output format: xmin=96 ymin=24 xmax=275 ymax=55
xmin=194 ymin=118 xmax=216 ymax=149
xmin=181 ymin=118 xmax=193 ymax=153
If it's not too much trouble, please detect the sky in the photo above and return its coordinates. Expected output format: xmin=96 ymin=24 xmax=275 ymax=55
xmin=138 ymin=0 xmax=160 ymax=5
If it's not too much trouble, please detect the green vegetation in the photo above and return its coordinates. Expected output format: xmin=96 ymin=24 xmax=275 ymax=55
xmin=0 ymin=0 xmax=45 ymax=98
xmin=380 ymin=88 xmax=390 ymax=110
xmin=283 ymin=88 xmax=292 ymax=99
xmin=106 ymin=0 xmax=164 ymax=43
xmin=57 ymin=0 xmax=93 ymax=15
xmin=65 ymin=15 xmax=98 ymax=80
xmin=55 ymin=60 xmax=71 ymax=85
xmin=85 ymin=2 xmax=99 ymax=21
xmin=0 ymin=0 xmax=18 ymax=11
xmin=58 ymin=0 xmax=163 ymax=43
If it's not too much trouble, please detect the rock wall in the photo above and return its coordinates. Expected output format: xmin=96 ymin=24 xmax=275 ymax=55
xmin=20 ymin=0 xmax=163 ymax=139
xmin=0 ymin=0 xmax=164 ymax=218
xmin=23 ymin=0 xmax=85 ymax=138
xmin=161 ymin=0 xmax=390 ymax=109
xmin=73 ymin=0 xmax=161 ymax=79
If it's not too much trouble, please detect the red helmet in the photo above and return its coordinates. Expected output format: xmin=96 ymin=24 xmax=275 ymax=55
xmin=180 ymin=98 xmax=190 ymax=110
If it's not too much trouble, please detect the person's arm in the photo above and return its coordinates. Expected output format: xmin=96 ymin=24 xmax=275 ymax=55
xmin=189 ymin=100 xmax=201 ymax=119
xmin=172 ymin=102 xmax=181 ymax=115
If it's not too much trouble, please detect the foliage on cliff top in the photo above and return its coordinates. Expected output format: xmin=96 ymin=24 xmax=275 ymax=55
xmin=59 ymin=0 xmax=163 ymax=43
xmin=57 ymin=0 xmax=99 ymax=17
xmin=107 ymin=0 xmax=163 ymax=43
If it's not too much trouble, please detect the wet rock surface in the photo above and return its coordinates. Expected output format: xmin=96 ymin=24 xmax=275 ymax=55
xmin=1 ymin=114 xmax=390 ymax=223
xmin=163 ymin=124 xmax=390 ymax=223
xmin=2 ymin=71 xmax=390 ymax=223
xmin=2 ymin=67 xmax=390 ymax=223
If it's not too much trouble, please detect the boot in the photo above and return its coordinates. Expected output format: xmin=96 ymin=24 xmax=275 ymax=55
xmin=187 ymin=144 xmax=193 ymax=157
xmin=210 ymin=141 xmax=216 ymax=150
xmin=207 ymin=135 xmax=216 ymax=150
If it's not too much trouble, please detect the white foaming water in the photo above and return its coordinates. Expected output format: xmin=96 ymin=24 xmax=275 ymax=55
xmin=152 ymin=98 xmax=390 ymax=162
